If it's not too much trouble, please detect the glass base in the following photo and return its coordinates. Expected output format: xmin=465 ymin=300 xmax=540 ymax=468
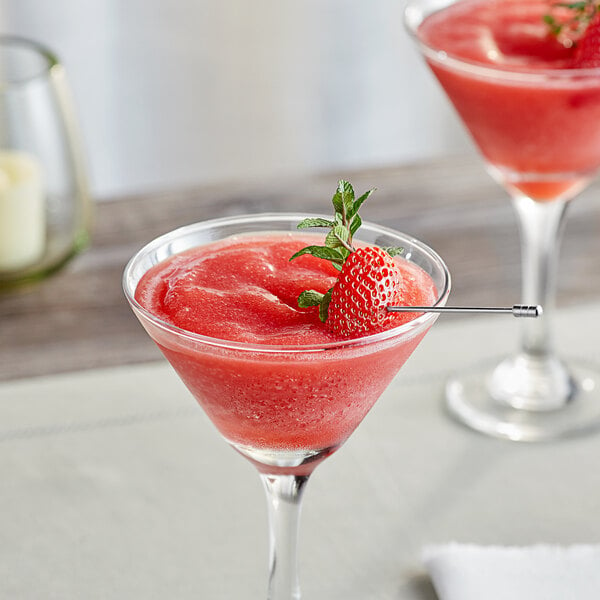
xmin=446 ymin=358 xmax=600 ymax=442
xmin=230 ymin=441 xmax=339 ymax=475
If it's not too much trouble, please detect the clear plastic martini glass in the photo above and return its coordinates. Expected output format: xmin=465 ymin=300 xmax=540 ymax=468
xmin=406 ymin=0 xmax=600 ymax=441
xmin=123 ymin=213 xmax=450 ymax=599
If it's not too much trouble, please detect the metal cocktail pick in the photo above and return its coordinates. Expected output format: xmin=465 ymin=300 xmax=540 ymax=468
xmin=387 ymin=304 xmax=543 ymax=318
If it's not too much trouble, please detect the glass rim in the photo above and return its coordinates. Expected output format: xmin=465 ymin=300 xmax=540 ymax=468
xmin=122 ymin=212 xmax=452 ymax=354
xmin=0 ymin=35 xmax=60 ymax=87
xmin=404 ymin=0 xmax=600 ymax=83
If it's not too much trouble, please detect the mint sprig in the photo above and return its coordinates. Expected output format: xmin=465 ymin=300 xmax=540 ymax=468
xmin=290 ymin=179 xmax=402 ymax=322
xmin=544 ymin=1 xmax=600 ymax=40
xmin=291 ymin=180 xmax=374 ymax=266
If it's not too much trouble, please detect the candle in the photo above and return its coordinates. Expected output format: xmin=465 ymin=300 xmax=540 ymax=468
xmin=0 ymin=150 xmax=45 ymax=271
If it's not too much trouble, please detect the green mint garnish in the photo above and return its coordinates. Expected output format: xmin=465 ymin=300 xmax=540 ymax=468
xmin=382 ymin=246 xmax=404 ymax=257
xmin=297 ymin=290 xmax=325 ymax=307
xmin=290 ymin=179 xmax=402 ymax=322
xmin=544 ymin=1 xmax=600 ymax=40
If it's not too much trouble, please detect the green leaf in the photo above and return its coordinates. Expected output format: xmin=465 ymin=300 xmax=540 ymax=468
xmin=543 ymin=14 xmax=562 ymax=34
xmin=298 ymin=290 xmax=324 ymax=307
xmin=289 ymin=245 xmax=345 ymax=264
xmin=325 ymin=224 xmax=350 ymax=248
xmin=331 ymin=188 xmax=344 ymax=213
xmin=297 ymin=218 xmax=335 ymax=229
xmin=319 ymin=289 xmax=333 ymax=323
xmin=348 ymin=188 xmax=375 ymax=219
xmin=349 ymin=214 xmax=362 ymax=237
xmin=544 ymin=0 xmax=598 ymax=36
xmin=339 ymin=180 xmax=355 ymax=214
xmin=290 ymin=179 xmax=384 ymax=321
xmin=383 ymin=246 xmax=404 ymax=257
xmin=332 ymin=180 xmax=354 ymax=215
xmin=338 ymin=246 xmax=351 ymax=261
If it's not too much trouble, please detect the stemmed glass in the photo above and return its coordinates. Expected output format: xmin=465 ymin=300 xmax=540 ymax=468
xmin=405 ymin=0 xmax=600 ymax=441
xmin=123 ymin=213 xmax=450 ymax=599
xmin=0 ymin=35 xmax=90 ymax=288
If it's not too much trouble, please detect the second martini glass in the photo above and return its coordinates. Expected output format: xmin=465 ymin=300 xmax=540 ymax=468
xmin=123 ymin=212 xmax=450 ymax=599
xmin=406 ymin=0 xmax=600 ymax=441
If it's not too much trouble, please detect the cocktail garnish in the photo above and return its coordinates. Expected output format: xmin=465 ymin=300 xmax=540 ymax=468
xmin=290 ymin=180 xmax=406 ymax=336
xmin=571 ymin=9 xmax=600 ymax=65
xmin=387 ymin=304 xmax=543 ymax=318
xmin=544 ymin=1 xmax=600 ymax=47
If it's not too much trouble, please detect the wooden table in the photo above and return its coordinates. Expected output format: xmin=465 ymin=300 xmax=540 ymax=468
xmin=2 ymin=154 xmax=600 ymax=382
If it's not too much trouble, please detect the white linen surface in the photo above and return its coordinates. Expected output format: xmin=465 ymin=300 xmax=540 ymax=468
xmin=425 ymin=543 xmax=600 ymax=600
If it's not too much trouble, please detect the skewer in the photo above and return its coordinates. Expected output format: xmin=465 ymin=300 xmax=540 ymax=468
xmin=386 ymin=304 xmax=543 ymax=318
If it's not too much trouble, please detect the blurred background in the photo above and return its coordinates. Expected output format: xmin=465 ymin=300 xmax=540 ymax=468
xmin=0 ymin=0 xmax=472 ymax=200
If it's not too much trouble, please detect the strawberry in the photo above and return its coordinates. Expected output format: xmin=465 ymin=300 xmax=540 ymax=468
xmin=290 ymin=180 xmax=405 ymax=337
xmin=571 ymin=11 xmax=600 ymax=68
xmin=544 ymin=1 xmax=600 ymax=68
xmin=326 ymin=246 xmax=404 ymax=336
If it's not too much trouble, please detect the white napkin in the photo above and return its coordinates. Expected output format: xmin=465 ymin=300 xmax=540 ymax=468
xmin=424 ymin=543 xmax=600 ymax=600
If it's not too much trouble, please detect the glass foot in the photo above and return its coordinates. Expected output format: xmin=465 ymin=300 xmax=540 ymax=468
xmin=446 ymin=358 xmax=600 ymax=441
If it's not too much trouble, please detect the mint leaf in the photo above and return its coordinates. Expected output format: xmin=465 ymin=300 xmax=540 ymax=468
xmin=290 ymin=245 xmax=345 ymax=264
xmin=291 ymin=179 xmax=381 ymax=323
xmin=383 ymin=246 xmax=404 ymax=257
xmin=297 ymin=218 xmax=335 ymax=229
xmin=332 ymin=180 xmax=354 ymax=214
xmin=348 ymin=189 xmax=375 ymax=219
xmin=339 ymin=180 xmax=355 ymax=214
xmin=349 ymin=213 xmax=362 ymax=237
xmin=319 ymin=289 xmax=332 ymax=323
xmin=298 ymin=290 xmax=325 ymax=307
xmin=331 ymin=188 xmax=344 ymax=213
xmin=325 ymin=224 xmax=350 ymax=249
xmin=544 ymin=0 xmax=598 ymax=36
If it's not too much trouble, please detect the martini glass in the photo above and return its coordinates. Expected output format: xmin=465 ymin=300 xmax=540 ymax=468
xmin=123 ymin=213 xmax=450 ymax=599
xmin=406 ymin=0 xmax=600 ymax=441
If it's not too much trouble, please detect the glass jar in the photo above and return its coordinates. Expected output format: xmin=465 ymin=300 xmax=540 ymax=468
xmin=0 ymin=35 xmax=91 ymax=287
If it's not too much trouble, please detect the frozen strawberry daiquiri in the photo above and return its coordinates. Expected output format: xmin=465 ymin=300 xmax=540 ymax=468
xmin=413 ymin=0 xmax=600 ymax=201
xmin=135 ymin=232 xmax=437 ymax=459
xmin=406 ymin=0 xmax=600 ymax=440
xmin=123 ymin=181 xmax=450 ymax=600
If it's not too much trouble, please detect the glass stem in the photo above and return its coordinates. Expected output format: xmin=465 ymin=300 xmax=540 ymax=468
xmin=260 ymin=473 xmax=309 ymax=600
xmin=512 ymin=195 xmax=569 ymax=357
